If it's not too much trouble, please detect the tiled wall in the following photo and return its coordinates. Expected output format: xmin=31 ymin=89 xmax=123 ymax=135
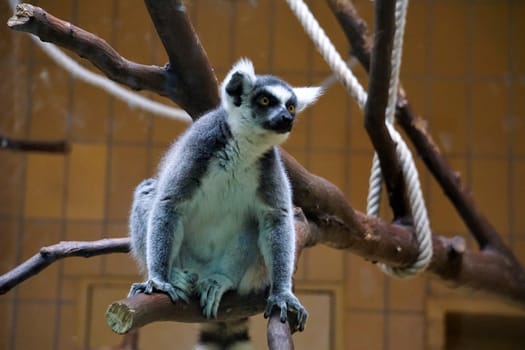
xmin=1 ymin=0 xmax=524 ymax=349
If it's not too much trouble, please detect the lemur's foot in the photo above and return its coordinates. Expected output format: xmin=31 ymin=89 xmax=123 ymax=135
xmin=128 ymin=270 xmax=197 ymax=303
xmin=197 ymin=275 xmax=232 ymax=319
xmin=264 ymin=291 xmax=308 ymax=332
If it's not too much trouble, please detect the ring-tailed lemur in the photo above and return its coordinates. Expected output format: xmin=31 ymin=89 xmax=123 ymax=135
xmin=128 ymin=58 xmax=322 ymax=349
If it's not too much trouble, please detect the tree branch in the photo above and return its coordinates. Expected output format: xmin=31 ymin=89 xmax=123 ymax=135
xmin=325 ymin=0 xmax=513 ymax=254
xmin=7 ymin=3 xmax=170 ymax=99
xmin=364 ymin=0 xmax=410 ymax=219
xmin=144 ymin=0 xmax=220 ymax=118
xmin=0 ymin=238 xmax=129 ymax=294
xmin=0 ymin=133 xmax=70 ymax=153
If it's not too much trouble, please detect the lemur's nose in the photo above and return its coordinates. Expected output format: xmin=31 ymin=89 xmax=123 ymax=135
xmin=274 ymin=114 xmax=294 ymax=133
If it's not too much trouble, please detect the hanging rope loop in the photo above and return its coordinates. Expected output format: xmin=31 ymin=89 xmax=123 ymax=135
xmin=286 ymin=0 xmax=433 ymax=277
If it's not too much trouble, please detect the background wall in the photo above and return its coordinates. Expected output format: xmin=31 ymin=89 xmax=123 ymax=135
xmin=1 ymin=0 xmax=524 ymax=349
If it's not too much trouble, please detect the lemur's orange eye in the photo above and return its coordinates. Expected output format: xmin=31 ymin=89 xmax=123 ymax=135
xmin=258 ymin=96 xmax=270 ymax=106
xmin=287 ymin=104 xmax=296 ymax=114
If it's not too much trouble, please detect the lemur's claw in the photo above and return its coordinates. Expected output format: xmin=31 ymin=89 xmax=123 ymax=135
xmin=264 ymin=292 xmax=308 ymax=332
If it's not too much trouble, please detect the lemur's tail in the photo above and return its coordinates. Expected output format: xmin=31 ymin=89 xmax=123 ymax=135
xmin=195 ymin=318 xmax=252 ymax=350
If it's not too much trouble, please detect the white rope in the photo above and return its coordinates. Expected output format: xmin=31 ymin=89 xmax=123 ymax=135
xmin=286 ymin=0 xmax=432 ymax=277
xmin=8 ymin=0 xmax=192 ymax=123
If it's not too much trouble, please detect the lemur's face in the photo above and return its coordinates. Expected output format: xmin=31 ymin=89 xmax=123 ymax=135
xmin=248 ymin=77 xmax=298 ymax=134
xmin=221 ymin=59 xmax=322 ymax=140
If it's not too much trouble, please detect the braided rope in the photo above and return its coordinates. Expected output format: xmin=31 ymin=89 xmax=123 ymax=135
xmin=286 ymin=0 xmax=432 ymax=276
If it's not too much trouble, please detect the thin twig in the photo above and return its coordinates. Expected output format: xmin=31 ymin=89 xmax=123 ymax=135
xmin=0 ymin=238 xmax=129 ymax=294
xmin=0 ymin=133 xmax=70 ymax=153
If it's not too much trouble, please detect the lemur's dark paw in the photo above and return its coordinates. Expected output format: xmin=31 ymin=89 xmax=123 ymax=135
xmin=264 ymin=292 xmax=308 ymax=332
xmin=135 ymin=178 xmax=156 ymax=196
xmin=128 ymin=277 xmax=191 ymax=303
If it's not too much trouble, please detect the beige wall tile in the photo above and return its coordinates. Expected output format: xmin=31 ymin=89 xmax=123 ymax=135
xmin=346 ymin=254 xmax=385 ymax=310
xmin=107 ymin=145 xmax=148 ymax=221
xmin=513 ymin=160 xmax=525 ymax=237
xmin=387 ymin=313 xmax=424 ymax=350
xmin=76 ymin=0 xmax=113 ymax=41
xmin=471 ymin=158 xmax=509 ymax=238
xmin=0 ymin=220 xmax=19 ymax=278
xmin=234 ymin=0 xmax=272 ymax=71
xmin=471 ymin=2 xmax=509 ymax=77
xmin=71 ymin=82 xmax=110 ymax=142
xmin=271 ymin=1 xmax=310 ymax=72
xmin=471 ymin=81 xmax=510 ymax=156
xmin=111 ymin=100 xmax=150 ymax=143
xmin=428 ymin=1 xmax=469 ymax=76
xmin=0 ymin=152 xmax=24 ymax=216
xmin=428 ymin=156 xmax=468 ymax=234
xmin=512 ymin=83 xmax=525 ymax=156
xmin=193 ymin=0 xmax=235 ymax=70
xmin=388 ymin=276 xmax=426 ymax=312
xmin=28 ymin=65 xmax=69 ymax=139
xmin=24 ymin=154 xmax=64 ymax=218
xmin=428 ymin=80 xmax=468 ymax=155
xmin=310 ymin=84 xmax=349 ymax=151
xmin=0 ymin=301 xmax=12 ymax=349
xmin=14 ymin=303 xmax=56 ymax=350
xmin=309 ymin=152 xmax=347 ymax=193
xmin=402 ymin=1 xmax=428 ymax=76
xmin=57 ymin=303 xmax=80 ymax=350
xmin=67 ymin=144 xmax=107 ymax=220
xmin=115 ymin=0 xmax=153 ymax=64
xmin=305 ymin=245 xmax=344 ymax=281
xmin=512 ymin=2 xmax=525 ymax=75
xmin=346 ymin=311 xmax=384 ymax=350
xmin=151 ymin=112 xmax=187 ymax=145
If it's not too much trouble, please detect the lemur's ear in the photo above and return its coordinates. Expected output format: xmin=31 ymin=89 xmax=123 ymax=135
xmin=294 ymin=86 xmax=323 ymax=113
xmin=221 ymin=58 xmax=256 ymax=108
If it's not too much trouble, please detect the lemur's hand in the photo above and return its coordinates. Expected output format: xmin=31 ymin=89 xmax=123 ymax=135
xmin=128 ymin=270 xmax=197 ymax=303
xmin=264 ymin=291 xmax=308 ymax=332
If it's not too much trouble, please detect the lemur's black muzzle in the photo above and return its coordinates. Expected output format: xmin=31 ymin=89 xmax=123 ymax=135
xmin=265 ymin=113 xmax=295 ymax=134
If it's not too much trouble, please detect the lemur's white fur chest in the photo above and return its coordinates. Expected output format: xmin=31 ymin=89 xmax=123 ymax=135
xmin=181 ymin=135 xmax=267 ymax=264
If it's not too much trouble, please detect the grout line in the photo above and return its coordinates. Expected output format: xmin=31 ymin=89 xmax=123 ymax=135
xmin=465 ymin=1 xmax=474 ymax=219
xmin=506 ymin=0 xmax=515 ymax=248
xmin=100 ymin=0 xmax=120 ymax=276
xmin=8 ymin=31 xmax=35 ymax=350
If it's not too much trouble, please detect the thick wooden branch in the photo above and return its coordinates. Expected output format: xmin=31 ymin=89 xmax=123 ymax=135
xmin=144 ymin=0 xmax=219 ymax=117
xmin=0 ymin=133 xmax=70 ymax=153
xmin=364 ymin=0 xmax=410 ymax=219
xmin=326 ymin=0 xmax=512 ymax=254
xmin=106 ymin=291 xmax=267 ymax=334
xmin=7 ymin=3 xmax=170 ymax=99
xmin=0 ymin=238 xmax=129 ymax=294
